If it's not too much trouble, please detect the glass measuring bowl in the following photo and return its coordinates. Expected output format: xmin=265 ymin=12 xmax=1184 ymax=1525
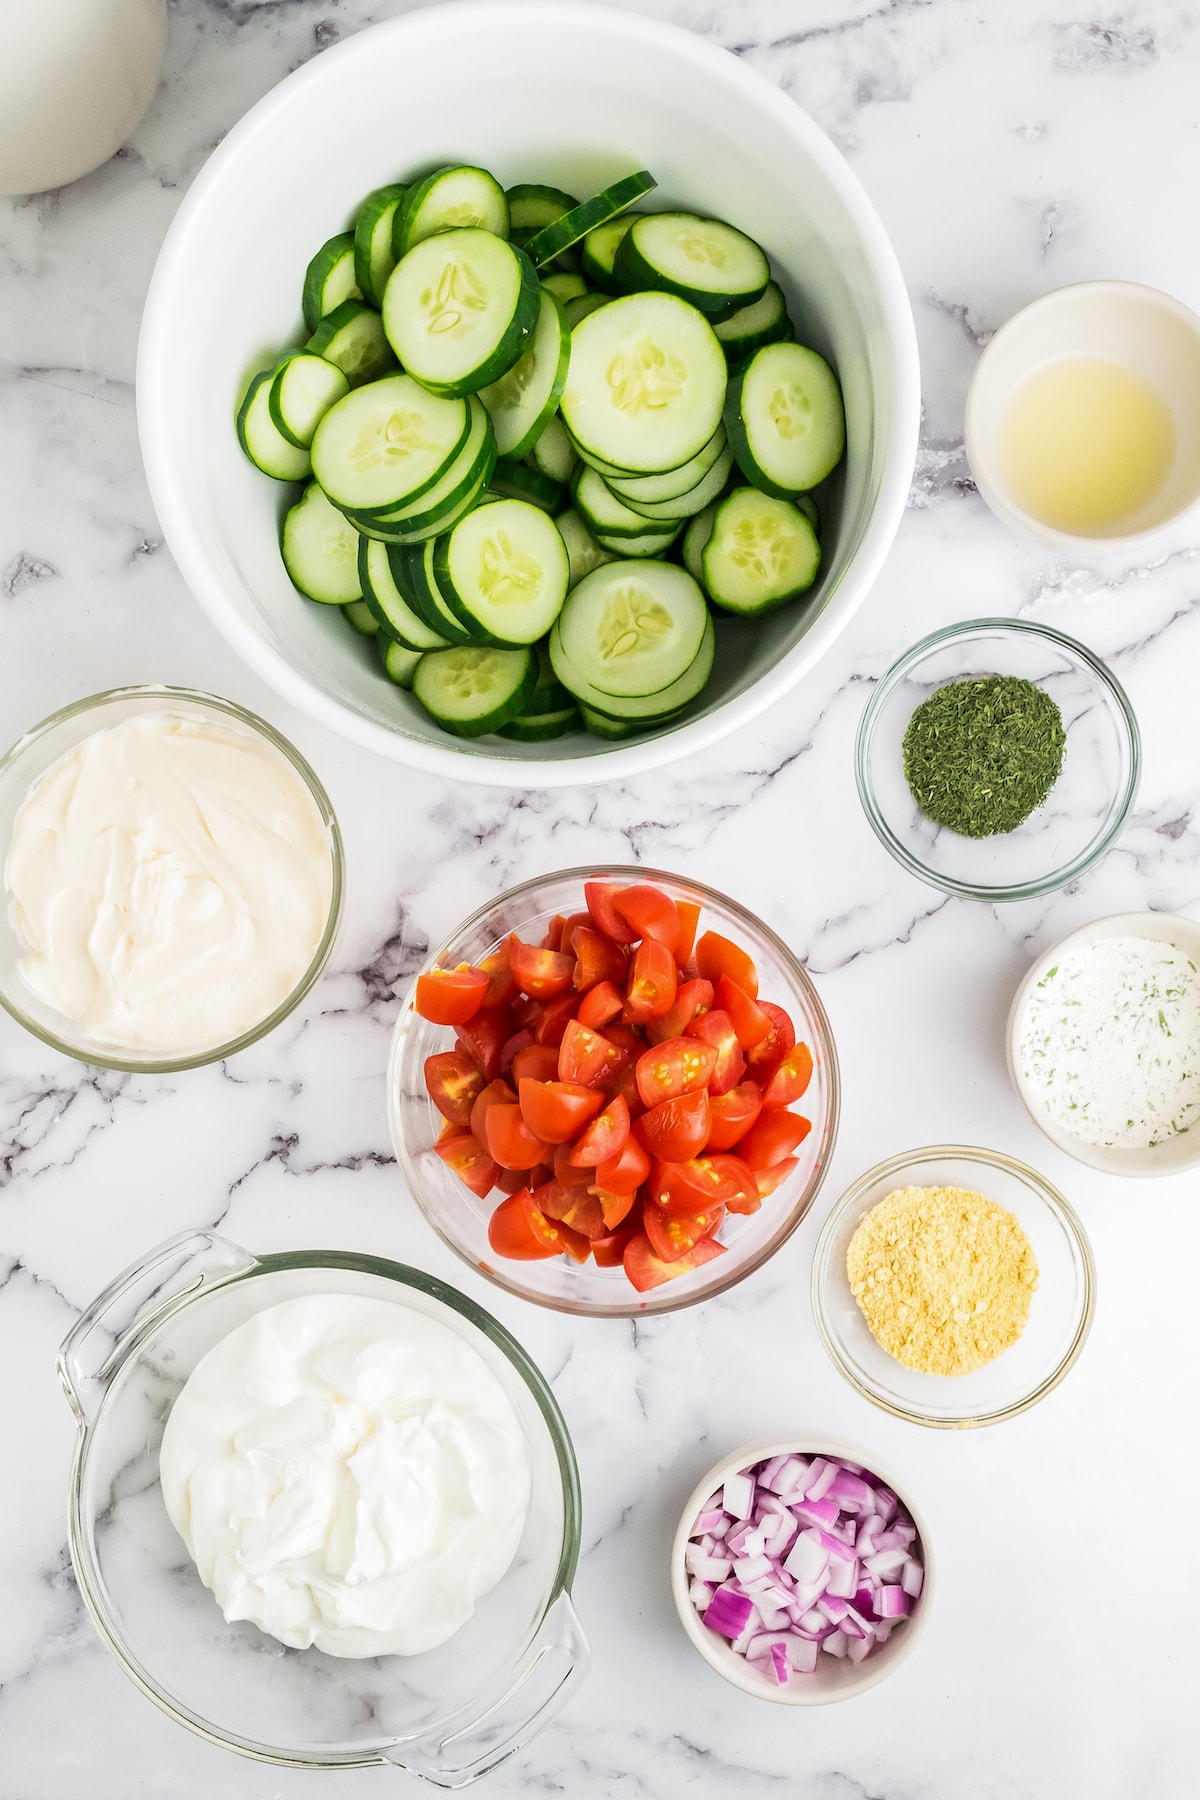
xmin=58 ymin=1232 xmax=587 ymax=1784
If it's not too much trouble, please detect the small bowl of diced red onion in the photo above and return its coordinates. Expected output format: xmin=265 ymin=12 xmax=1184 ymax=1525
xmin=671 ymin=1440 xmax=932 ymax=1702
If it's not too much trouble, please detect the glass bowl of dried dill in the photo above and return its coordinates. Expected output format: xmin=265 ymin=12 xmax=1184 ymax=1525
xmin=854 ymin=618 xmax=1140 ymax=901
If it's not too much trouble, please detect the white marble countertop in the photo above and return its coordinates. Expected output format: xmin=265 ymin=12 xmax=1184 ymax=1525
xmin=3 ymin=1 xmax=1200 ymax=1796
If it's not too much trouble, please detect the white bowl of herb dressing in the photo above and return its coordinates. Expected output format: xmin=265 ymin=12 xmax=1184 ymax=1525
xmin=1007 ymin=911 xmax=1200 ymax=1176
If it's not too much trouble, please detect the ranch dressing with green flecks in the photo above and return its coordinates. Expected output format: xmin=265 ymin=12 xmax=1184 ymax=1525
xmin=1018 ymin=935 xmax=1200 ymax=1150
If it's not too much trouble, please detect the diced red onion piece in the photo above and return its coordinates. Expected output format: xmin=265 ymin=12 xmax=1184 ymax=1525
xmin=822 ymin=1629 xmax=848 ymax=1659
xmin=689 ymin=1578 xmax=713 ymax=1611
xmin=827 ymin=1470 xmax=874 ymax=1513
xmin=704 ymin=1586 xmax=755 ymax=1639
xmin=782 ymin=1531 xmax=828 ymax=1586
xmin=804 ymin=1458 xmax=838 ymax=1502
xmin=864 ymin=1548 xmax=908 ymax=1577
xmin=722 ymin=1472 xmax=755 ymax=1520
xmin=901 ymin=1559 xmax=924 ymax=1599
xmin=876 ymin=1585 xmax=911 ymax=1618
xmin=693 ymin=1507 xmax=727 ymax=1536
xmin=847 ymin=1635 xmax=873 ymax=1665
xmin=817 ymin=1594 xmax=850 ymax=1624
xmin=758 ymin=1454 xmax=791 ymax=1489
xmin=824 ymin=1555 xmax=859 ymax=1599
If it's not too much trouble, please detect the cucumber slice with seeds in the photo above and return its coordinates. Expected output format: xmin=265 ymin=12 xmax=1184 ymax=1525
xmin=526 ymin=170 xmax=657 ymax=267
xmin=531 ymin=415 xmax=577 ymax=484
xmin=434 ymin=498 xmax=569 ymax=645
xmin=312 ymin=375 xmax=470 ymax=511
xmin=714 ymin=281 xmax=793 ymax=359
xmin=413 ymin=645 xmax=537 ymax=736
xmin=581 ymin=215 xmax=638 ymax=293
xmin=383 ymin=229 xmax=539 ymax=395
xmin=607 ymin=426 xmax=728 ymax=505
xmin=302 ymin=232 xmax=360 ymax=333
xmin=478 ymin=289 xmax=570 ymax=457
xmin=382 ymin=640 xmax=424 ymax=688
xmin=358 ymin=537 xmax=453 ymax=648
xmin=305 ymin=299 xmax=396 ymax=387
xmin=348 ymin=395 xmax=494 ymax=531
xmin=621 ymin=444 xmax=733 ymax=521
xmin=237 ymin=370 xmax=311 ymax=481
xmin=507 ymin=184 xmax=579 ymax=235
xmin=555 ymin=559 xmax=707 ymax=698
xmin=701 ymin=487 xmax=821 ymax=614
xmin=614 ymin=213 xmax=769 ymax=318
xmin=281 ymin=482 xmax=361 ymax=603
xmin=725 ymin=341 xmax=845 ymax=495
xmin=343 ymin=599 xmax=379 ymax=636
xmin=550 ymin=609 xmax=715 ymax=718
xmin=268 ymin=352 xmax=350 ymax=449
xmin=354 ymin=184 xmax=407 ymax=307
xmin=556 ymin=508 xmax=615 ymax=586
xmin=395 ymin=165 xmax=509 ymax=257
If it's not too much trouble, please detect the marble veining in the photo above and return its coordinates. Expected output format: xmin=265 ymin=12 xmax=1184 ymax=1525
xmin=3 ymin=0 xmax=1200 ymax=1796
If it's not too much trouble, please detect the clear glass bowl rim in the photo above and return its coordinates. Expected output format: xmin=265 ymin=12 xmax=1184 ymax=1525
xmin=65 ymin=1245 xmax=583 ymax=1770
xmin=388 ymin=862 xmax=842 ymax=1318
xmin=0 ymin=684 xmax=345 ymax=1071
xmin=854 ymin=616 xmax=1141 ymax=902
xmin=810 ymin=1142 xmax=1097 ymax=1428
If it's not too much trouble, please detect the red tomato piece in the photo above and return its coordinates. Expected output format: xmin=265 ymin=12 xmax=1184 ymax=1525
xmin=623 ymin=1232 xmax=726 ymax=1292
xmin=604 ymin=1021 xmax=642 ymax=1054
xmin=706 ymin=1079 xmax=763 ymax=1151
xmin=569 ymin=1094 xmax=630 ymax=1166
xmin=557 ymin=1220 xmax=593 ymax=1262
xmin=754 ymin=1155 xmax=799 ymax=1199
xmin=738 ymin=1110 xmax=812 ymax=1172
xmin=685 ymin=1008 xmax=745 ymax=1095
xmin=485 ymin=1104 xmax=551 ymax=1170
xmin=572 ymin=927 xmax=628 ymax=992
xmin=455 ymin=1008 xmax=511 ymax=1081
xmin=526 ymin=1185 xmax=596 ymax=1258
xmin=495 ymin=1165 xmax=530 ymax=1194
xmin=535 ymin=1182 xmax=607 ymax=1240
xmin=584 ymin=879 xmax=639 ymax=944
xmin=595 ymin=1187 xmax=639 ymax=1230
xmin=695 ymin=931 xmax=759 ymax=998
xmin=645 ymin=976 xmax=714 ymax=1046
xmin=435 ymin=1131 xmax=498 ymax=1198
xmin=675 ymin=897 xmax=703 ymax=964
xmin=518 ymin=1079 xmax=604 ymax=1145
xmin=644 ymin=1198 xmax=726 ymax=1263
xmin=511 ymin=1041 xmax=560 ymax=1085
xmin=488 ymin=1191 xmax=562 ymax=1260
xmin=744 ymin=1001 xmax=796 ymax=1078
xmin=559 ymin=911 xmax=593 ymax=956
xmin=653 ymin=1153 xmax=758 ymax=1214
xmin=478 ymin=943 xmax=517 ymax=1011
xmin=553 ymin=1141 xmax=594 ymax=1186
xmin=414 ymin=965 xmax=490 ymax=1025
xmin=591 ymin=1223 xmax=640 ymax=1267
xmin=470 ymin=1078 xmax=518 ymax=1147
xmin=593 ymin=1133 xmax=651 ymax=1195
xmin=534 ymin=991 xmax=580 ymax=1047
xmin=624 ymin=939 xmax=678 ymax=1023
xmin=559 ymin=1018 xmax=626 ymax=1088
xmin=423 ymin=1050 xmax=487 ymax=1129
xmin=635 ymin=1037 xmax=718 ymax=1109
xmin=761 ymin=1042 xmax=814 ymax=1108
xmin=634 ymin=1088 xmax=711 ymax=1162
xmin=613 ymin=884 xmax=682 ymax=952
xmin=542 ymin=914 xmax=567 ymax=952
xmin=577 ymin=979 xmax=624 ymax=1029
xmin=499 ymin=1028 xmax=533 ymax=1079
xmin=509 ymin=939 xmax=575 ymax=999
xmin=715 ymin=975 xmax=774 ymax=1049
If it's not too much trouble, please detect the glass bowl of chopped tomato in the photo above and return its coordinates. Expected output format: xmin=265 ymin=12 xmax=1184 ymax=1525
xmin=388 ymin=866 xmax=840 ymax=1316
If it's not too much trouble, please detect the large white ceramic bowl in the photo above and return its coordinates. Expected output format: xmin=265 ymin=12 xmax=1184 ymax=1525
xmin=138 ymin=0 xmax=919 ymax=787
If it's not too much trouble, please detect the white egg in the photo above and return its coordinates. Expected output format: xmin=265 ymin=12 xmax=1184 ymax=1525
xmin=0 ymin=0 xmax=166 ymax=197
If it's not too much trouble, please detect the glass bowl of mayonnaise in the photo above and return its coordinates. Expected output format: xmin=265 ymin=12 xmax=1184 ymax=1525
xmin=0 ymin=686 xmax=343 ymax=1070
xmin=58 ymin=1231 xmax=588 ymax=1780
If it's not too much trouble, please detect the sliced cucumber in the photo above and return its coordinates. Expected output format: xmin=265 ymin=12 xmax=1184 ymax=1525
xmin=382 ymin=640 xmax=424 ymax=688
xmin=358 ymin=537 xmax=453 ymax=648
xmin=350 ymin=394 xmax=494 ymax=529
xmin=268 ymin=352 xmax=350 ymax=449
xmin=383 ymin=229 xmax=539 ymax=395
xmin=281 ymin=482 xmax=361 ymax=603
xmin=354 ymin=183 xmax=407 ymax=307
xmin=413 ymin=645 xmax=537 ymax=737
xmin=311 ymin=375 xmax=470 ymax=512
xmin=395 ymin=165 xmax=509 ymax=257
xmin=562 ymin=292 xmax=726 ymax=475
xmin=302 ymin=233 xmax=360 ymax=334
xmin=500 ymin=705 xmax=580 ymax=741
xmin=550 ymin=610 xmax=715 ymax=719
xmin=614 ymin=213 xmax=769 ymax=317
xmin=573 ymin=465 xmax=678 ymax=539
xmin=540 ymin=272 xmax=589 ymax=304
xmin=797 ymin=492 xmax=820 ymax=532
xmin=622 ymin=444 xmax=733 ymax=521
xmin=555 ymin=508 xmax=615 ymax=587
xmin=489 ymin=457 xmax=564 ymax=513
xmin=682 ymin=503 xmax=718 ymax=582
xmin=581 ymin=215 xmax=638 ymax=293
xmin=434 ymin=498 xmax=569 ymax=645
xmin=478 ymin=289 xmax=570 ymax=457
xmin=237 ymin=370 xmax=311 ymax=481
xmin=701 ymin=487 xmax=821 ymax=614
xmin=714 ymin=281 xmax=793 ymax=359
xmin=305 ymin=299 xmax=396 ymax=388
xmin=531 ymin=415 xmax=577 ymax=484
xmin=400 ymin=542 xmax=477 ymax=645
xmin=594 ymin=524 xmax=681 ymax=557
xmin=565 ymin=292 xmax=610 ymax=330
xmin=725 ymin=341 xmax=845 ymax=495
xmin=507 ymin=183 xmax=579 ymax=236
xmin=554 ymin=559 xmax=707 ymax=698
xmin=524 ymin=641 xmax=574 ymax=714
xmin=525 ymin=170 xmax=657 ymax=267
xmin=579 ymin=704 xmax=642 ymax=739
xmin=608 ymin=426 xmax=728 ymax=505
xmin=343 ymin=599 xmax=379 ymax=636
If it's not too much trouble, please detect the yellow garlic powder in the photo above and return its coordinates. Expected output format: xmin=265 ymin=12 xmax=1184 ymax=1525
xmin=846 ymin=1184 xmax=1039 ymax=1377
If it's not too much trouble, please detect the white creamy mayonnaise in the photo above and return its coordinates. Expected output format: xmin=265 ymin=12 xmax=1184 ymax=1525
xmin=4 ymin=711 xmax=332 ymax=1053
xmin=159 ymin=1294 xmax=532 ymax=1659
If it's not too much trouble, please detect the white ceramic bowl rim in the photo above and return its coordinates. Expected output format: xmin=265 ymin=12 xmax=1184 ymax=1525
xmin=136 ymin=0 xmax=920 ymax=789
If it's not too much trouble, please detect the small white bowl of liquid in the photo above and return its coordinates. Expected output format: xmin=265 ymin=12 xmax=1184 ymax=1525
xmin=965 ymin=281 xmax=1200 ymax=555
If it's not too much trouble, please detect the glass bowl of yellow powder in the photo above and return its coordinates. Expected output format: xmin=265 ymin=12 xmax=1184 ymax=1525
xmin=811 ymin=1145 xmax=1095 ymax=1428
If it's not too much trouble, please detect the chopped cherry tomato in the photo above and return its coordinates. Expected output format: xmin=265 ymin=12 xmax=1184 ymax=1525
xmin=675 ymin=897 xmax=702 ymax=963
xmin=415 ymin=965 xmax=490 ymax=1025
xmin=591 ymin=1223 xmax=640 ymax=1267
xmin=715 ymin=975 xmax=774 ymax=1049
xmin=644 ymin=1198 xmax=726 ymax=1263
xmin=518 ymin=1078 xmax=604 ymax=1144
xmin=515 ymin=995 xmax=544 ymax=1031
xmin=578 ymin=980 xmax=624 ymax=1029
xmin=706 ymin=1079 xmax=763 ymax=1150
xmin=624 ymin=939 xmax=677 ymax=1023
xmin=509 ymin=940 xmax=574 ymax=999
xmin=623 ymin=1231 xmax=726 ymax=1292
xmin=738 ymin=1110 xmax=812 ymax=1171
xmin=470 ymin=1078 xmax=517 ymax=1147
xmin=559 ymin=1018 xmax=625 ymax=1088
xmin=435 ymin=1132 xmax=498 ymax=1198
xmin=652 ymin=1153 xmax=758 ymax=1214
xmin=645 ymin=976 xmax=714 ymax=1046
xmin=761 ymin=1042 xmax=814 ymax=1108
xmin=499 ymin=1028 xmax=534 ymax=1078
xmin=542 ymin=914 xmax=567 ymax=952
xmin=613 ymin=884 xmax=682 ymax=952
xmin=478 ymin=944 xmax=518 ymax=1011
xmin=455 ymin=1008 xmax=510 ymax=1080
xmin=695 ymin=931 xmax=759 ymax=998
xmin=634 ymin=1088 xmax=711 ymax=1162
xmin=557 ymin=1220 xmax=593 ymax=1262
xmin=572 ymin=927 xmax=628 ymax=992
xmin=595 ymin=1186 xmax=639 ymax=1230
xmin=535 ymin=1182 xmax=607 ymax=1239
xmin=584 ymin=879 xmax=639 ymax=944
xmin=744 ymin=1001 xmax=796 ymax=1077
xmin=603 ymin=1020 xmax=642 ymax=1054
xmin=534 ymin=991 xmax=580 ymax=1047
xmin=685 ymin=1008 xmax=745 ymax=1095
xmin=485 ymin=1104 xmax=551 ymax=1170
xmin=559 ymin=911 xmax=594 ymax=956
xmin=511 ymin=1041 xmax=560 ymax=1085
xmin=488 ymin=1190 xmax=562 ymax=1259
xmin=754 ymin=1155 xmax=799 ymax=1199
xmin=423 ymin=1051 xmax=487 ymax=1128
xmin=593 ymin=1133 xmax=651 ymax=1194
xmin=553 ymin=1141 xmax=593 ymax=1186
xmin=495 ymin=1165 xmax=530 ymax=1194
xmin=526 ymin=1185 xmax=595 ymax=1257
xmin=569 ymin=1094 xmax=630 ymax=1166
xmin=437 ymin=1116 xmax=461 ymax=1145
xmin=635 ymin=1037 xmax=718 ymax=1108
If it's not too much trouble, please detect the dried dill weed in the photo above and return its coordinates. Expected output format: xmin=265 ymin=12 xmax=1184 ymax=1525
xmin=902 ymin=674 xmax=1066 ymax=838
xmin=846 ymin=1184 xmax=1039 ymax=1377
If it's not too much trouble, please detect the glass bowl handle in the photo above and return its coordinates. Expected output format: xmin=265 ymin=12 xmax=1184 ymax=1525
xmin=57 ymin=1229 xmax=258 ymax=1426
xmin=385 ymin=1591 xmax=590 ymax=1787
